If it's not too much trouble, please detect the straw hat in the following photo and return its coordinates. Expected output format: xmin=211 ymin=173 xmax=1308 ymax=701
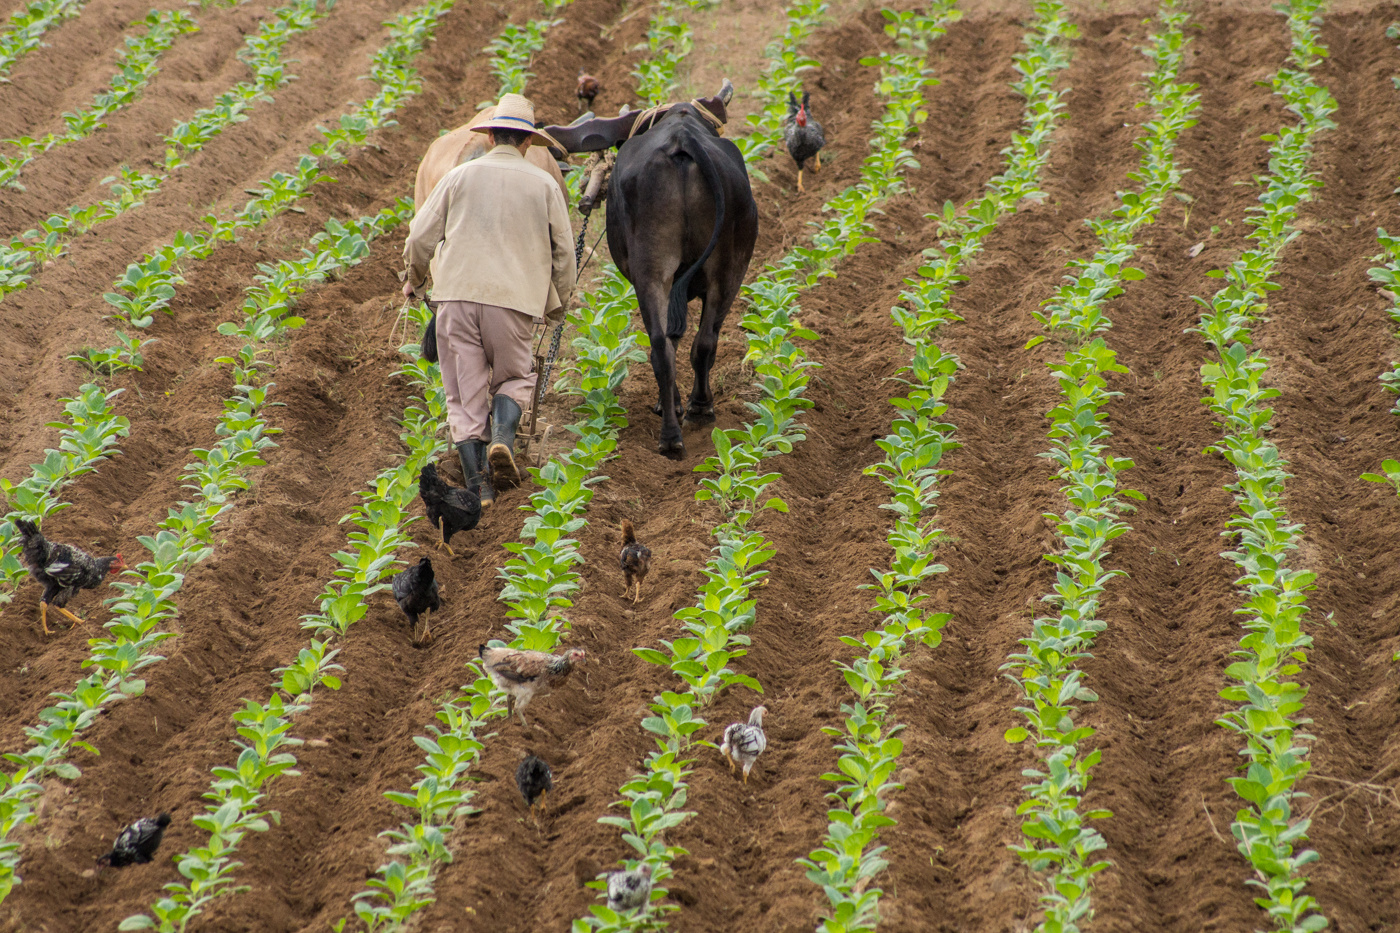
xmin=471 ymin=93 xmax=562 ymax=150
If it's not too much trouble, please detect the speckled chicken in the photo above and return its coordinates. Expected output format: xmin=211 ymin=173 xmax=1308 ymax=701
xmin=783 ymin=90 xmax=825 ymax=193
xmin=720 ymin=705 xmax=768 ymax=784
xmin=618 ymin=519 xmax=651 ymax=603
xmin=516 ymin=754 xmax=553 ymax=819
xmin=419 ymin=463 xmax=481 ymax=557
xmin=391 ymin=556 xmax=441 ymax=648
xmin=15 ymin=518 xmax=125 ymax=635
xmin=97 ymin=812 xmax=171 ymax=868
xmin=577 ymin=69 xmax=601 ymax=113
xmin=607 ymin=862 xmax=653 ymax=914
xmin=478 ymin=644 xmax=586 ymax=726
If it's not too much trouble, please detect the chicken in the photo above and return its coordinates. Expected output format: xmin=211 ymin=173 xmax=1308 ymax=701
xmin=720 ymin=705 xmax=768 ymax=784
xmin=391 ymin=556 xmax=441 ymax=648
xmin=419 ymin=463 xmax=481 ymax=557
xmin=607 ymin=862 xmax=653 ymax=914
xmin=96 ymin=812 xmax=171 ymax=868
xmin=577 ymin=69 xmax=601 ymax=113
xmin=14 ymin=518 xmax=125 ymax=635
xmin=618 ymin=519 xmax=651 ymax=603
xmin=479 ymin=644 xmax=586 ymax=726
xmin=516 ymin=754 xmax=553 ymax=819
xmin=783 ymin=90 xmax=825 ymax=193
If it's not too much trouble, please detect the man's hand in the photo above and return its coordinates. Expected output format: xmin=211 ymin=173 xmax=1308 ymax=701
xmin=545 ymin=303 xmax=567 ymax=325
xmin=402 ymin=279 xmax=418 ymax=300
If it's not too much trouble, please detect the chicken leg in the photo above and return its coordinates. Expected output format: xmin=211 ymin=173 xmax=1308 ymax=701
xmin=813 ymin=151 xmax=821 ymax=173
xmin=796 ymin=168 xmax=805 ymax=193
xmin=435 ymin=532 xmax=457 ymax=558
xmin=41 ymin=601 xmax=87 ymax=635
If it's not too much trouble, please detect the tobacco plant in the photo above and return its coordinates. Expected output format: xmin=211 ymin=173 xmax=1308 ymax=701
xmin=0 ymin=0 xmax=328 ymax=299
xmin=1187 ymin=1 xmax=1334 ymax=929
xmin=0 ymin=8 xmax=200 ymax=188
xmin=0 ymin=0 xmax=453 ymax=595
xmin=1003 ymin=4 xmax=1198 ymax=927
xmin=0 ymin=0 xmax=86 ymax=79
xmin=576 ymin=5 xmax=959 ymax=932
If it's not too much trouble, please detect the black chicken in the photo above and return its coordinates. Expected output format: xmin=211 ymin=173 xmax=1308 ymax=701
xmin=391 ymin=556 xmax=441 ymax=648
xmin=516 ymin=754 xmax=553 ymax=819
xmin=418 ymin=463 xmax=481 ymax=557
xmin=783 ymin=90 xmax=825 ymax=193
xmin=97 ymin=812 xmax=171 ymax=868
xmin=619 ymin=519 xmax=651 ymax=604
xmin=15 ymin=518 xmax=125 ymax=635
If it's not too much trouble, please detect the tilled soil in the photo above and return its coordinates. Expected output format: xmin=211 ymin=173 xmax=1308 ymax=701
xmin=0 ymin=2 xmax=1397 ymax=933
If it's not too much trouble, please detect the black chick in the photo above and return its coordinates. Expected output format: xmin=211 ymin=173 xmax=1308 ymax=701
xmin=619 ymin=519 xmax=651 ymax=604
xmin=516 ymin=755 xmax=553 ymax=820
xmin=97 ymin=812 xmax=171 ymax=868
xmin=419 ymin=462 xmax=481 ymax=557
xmin=391 ymin=556 xmax=441 ymax=648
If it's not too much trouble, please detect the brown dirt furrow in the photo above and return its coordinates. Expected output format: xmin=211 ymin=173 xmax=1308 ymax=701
xmin=0 ymin=0 xmax=428 ymax=456
xmin=1045 ymin=10 xmax=1290 ymax=933
xmin=0 ymin=0 xmax=180 ymax=142
xmin=872 ymin=10 xmax=1250 ymax=932
xmin=0 ymin=0 xmax=594 ymax=925
xmin=0 ymin=0 xmax=858 ymax=928
xmin=3 ymin=3 xmax=1400 ymax=933
xmin=307 ymin=9 xmax=909 ymax=933
xmin=0 ymin=0 xmax=522 ymax=717
xmin=1245 ymin=9 xmax=1400 ymax=928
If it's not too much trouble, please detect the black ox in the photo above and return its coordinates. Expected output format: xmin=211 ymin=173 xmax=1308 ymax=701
xmin=548 ymin=84 xmax=758 ymax=459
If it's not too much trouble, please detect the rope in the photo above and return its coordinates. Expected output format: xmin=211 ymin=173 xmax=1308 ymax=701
xmin=626 ymin=98 xmax=725 ymax=140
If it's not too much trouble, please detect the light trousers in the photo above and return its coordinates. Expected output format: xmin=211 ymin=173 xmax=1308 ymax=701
xmin=435 ymin=300 xmax=538 ymax=443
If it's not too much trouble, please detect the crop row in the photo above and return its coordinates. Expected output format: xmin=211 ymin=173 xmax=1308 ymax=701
xmin=120 ymin=6 xmax=587 ymax=930
xmin=0 ymin=0 xmax=85 ymax=80
xmin=1187 ymin=1 xmax=1334 ymax=929
xmin=572 ymin=6 xmax=963 ymax=931
xmin=1005 ymin=3 xmax=1197 ymax=927
xmin=734 ymin=0 xmax=827 ymax=176
xmin=631 ymin=0 xmax=717 ymax=108
xmin=0 ymin=7 xmax=200 ymax=188
xmin=0 ymin=0 xmax=449 ymax=608
xmin=328 ymin=6 xmax=648 ymax=928
xmin=482 ymin=0 xmax=573 ymax=102
xmin=0 ymin=0 xmax=329 ymax=291
xmin=790 ymin=5 xmax=962 ymax=933
xmin=1364 ymin=22 xmax=1400 ymax=499
xmin=0 ymin=204 xmax=403 ymax=909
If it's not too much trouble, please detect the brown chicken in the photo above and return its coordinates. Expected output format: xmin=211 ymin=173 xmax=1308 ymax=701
xmin=15 ymin=518 xmax=125 ymax=634
xmin=619 ymin=519 xmax=651 ymax=603
xmin=479 ymin=644 xmax=586 ymax=726
xmin=577 ymin=69 xmax=601 ymax=113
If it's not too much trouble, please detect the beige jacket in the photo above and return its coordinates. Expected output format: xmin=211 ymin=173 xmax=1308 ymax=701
xmin=403 ymin=145 xmax=576 ymax=317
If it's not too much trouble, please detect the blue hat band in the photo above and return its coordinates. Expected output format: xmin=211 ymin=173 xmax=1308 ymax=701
xmin=494 ymin=114 xmax=536 ymax=129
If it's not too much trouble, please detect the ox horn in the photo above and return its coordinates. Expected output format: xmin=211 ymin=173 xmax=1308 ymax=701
xmin=717 ymin=78 xmax=734 ymax=105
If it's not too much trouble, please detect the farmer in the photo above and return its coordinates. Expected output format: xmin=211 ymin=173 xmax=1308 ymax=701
xmin=402 ymin=92 xmax=576 ymax=506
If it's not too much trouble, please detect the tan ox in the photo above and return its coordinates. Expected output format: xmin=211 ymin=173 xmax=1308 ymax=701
xmin=414 ymin=105 xmax=568 ymax=210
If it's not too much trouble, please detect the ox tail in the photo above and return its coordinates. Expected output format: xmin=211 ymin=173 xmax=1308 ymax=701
xmin=666 ymin=129 xmax=725 ymax=340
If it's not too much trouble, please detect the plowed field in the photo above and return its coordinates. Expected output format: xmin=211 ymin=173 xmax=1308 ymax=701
xmin=0 ymin=1 xmax=1397 ymax=932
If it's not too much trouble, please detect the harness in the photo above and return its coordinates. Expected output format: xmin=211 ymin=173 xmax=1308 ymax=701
xmin=625 ymin=98 xmax=726 ymax=139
